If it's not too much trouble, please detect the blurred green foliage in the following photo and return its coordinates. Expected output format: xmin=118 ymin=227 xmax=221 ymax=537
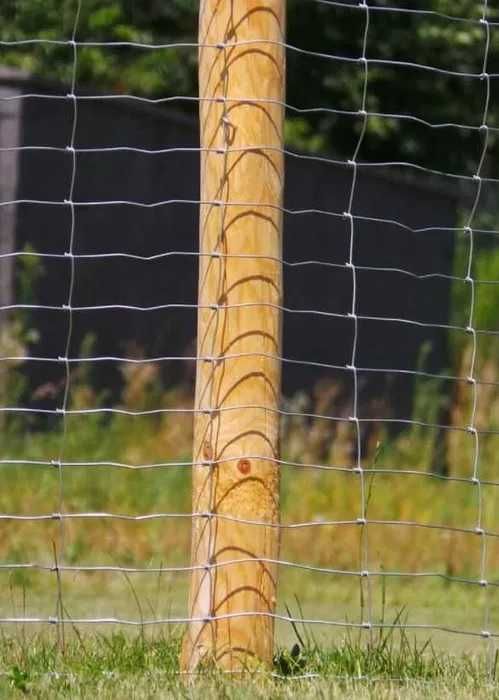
xmin=1 ymin=0 xmax=499 ymax=174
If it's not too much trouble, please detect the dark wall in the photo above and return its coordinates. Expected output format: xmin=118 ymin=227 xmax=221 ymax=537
xmin=7 ymin=82 xmax=458 ymax=425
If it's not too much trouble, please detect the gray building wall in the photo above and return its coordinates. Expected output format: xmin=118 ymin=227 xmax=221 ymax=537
xmin=0 ymin=70 xmax=459 ymax=429
xmin=0 ymin=74 xmax=22 ymax=309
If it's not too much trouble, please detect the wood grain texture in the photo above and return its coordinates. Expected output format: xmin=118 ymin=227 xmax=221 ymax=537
xmin=182 ymin=0 xmax=285 ymax=672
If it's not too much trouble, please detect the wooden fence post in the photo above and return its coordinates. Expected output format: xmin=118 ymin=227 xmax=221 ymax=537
xmin=182 ymin=0 xmax=286 ymax=672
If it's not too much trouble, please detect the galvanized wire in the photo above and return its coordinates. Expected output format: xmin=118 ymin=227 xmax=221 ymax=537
xmin=0 ymin=0 xmax=497 ymax=664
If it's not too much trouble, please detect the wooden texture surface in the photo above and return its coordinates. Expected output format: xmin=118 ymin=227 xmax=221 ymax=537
xmin=182 ymin=0 xmax=286 ymax=671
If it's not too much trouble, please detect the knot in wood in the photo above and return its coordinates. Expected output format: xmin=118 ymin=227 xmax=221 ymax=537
xmin=237 ymin=458 xmax=251 ymax=475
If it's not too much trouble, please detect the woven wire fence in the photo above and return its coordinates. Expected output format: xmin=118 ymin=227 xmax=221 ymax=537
xmin=0 ymin=0 xmax=498 ymax=675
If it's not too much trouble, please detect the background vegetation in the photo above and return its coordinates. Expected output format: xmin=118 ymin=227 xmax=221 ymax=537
xmin=0 ymin=0 xmax=498 ymax=694
xmin=2 ymin=0 xmax=499 ymax=175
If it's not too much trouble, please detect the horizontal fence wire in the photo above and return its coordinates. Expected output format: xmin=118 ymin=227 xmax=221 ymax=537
xmin=1 ymin=248 xmax=498 ymax=287
xmin=2 ymin=456 xmax=499 ymax=487
xmin=0 ymin=354 xmax=498 ymax=387
xmin=0 ymin=0 xmax=497 ymax=676
xmin=0 ymin=303 xmax=497 ymax=338
xmin=2 ymin=197 xmax=499 ymax=241
xmin=0 ymin=405 xmax=497 ymax=438
xmin=3 ymin=92 xmax=499 ymax=144
xmin=0 ymin=140 xmax=498 ymax=183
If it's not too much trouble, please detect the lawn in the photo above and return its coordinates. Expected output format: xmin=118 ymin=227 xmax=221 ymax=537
xmin=0 ymin=628 xmax=497 ymax=699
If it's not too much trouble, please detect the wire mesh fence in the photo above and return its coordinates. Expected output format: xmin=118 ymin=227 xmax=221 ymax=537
xmin=0 ymin=0 xmax=498 ymax=678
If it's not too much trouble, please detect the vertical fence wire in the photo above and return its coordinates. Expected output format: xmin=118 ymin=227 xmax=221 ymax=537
xmin=465 ymin=0 xmax=493 ymax=668
xmin=51 ymin=0 xmax=82 ymax=646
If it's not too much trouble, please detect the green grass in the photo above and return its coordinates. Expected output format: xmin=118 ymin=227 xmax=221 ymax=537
xmin=0 ymin=627 xmax=496 ymax=698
